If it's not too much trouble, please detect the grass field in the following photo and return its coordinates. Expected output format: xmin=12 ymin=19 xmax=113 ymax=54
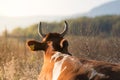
xmin=0 ymin=36 xmax=120 ymax=80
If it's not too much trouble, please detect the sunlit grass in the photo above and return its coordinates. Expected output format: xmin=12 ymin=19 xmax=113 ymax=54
xmin=0 ymin=36 xmax=120 ymax=79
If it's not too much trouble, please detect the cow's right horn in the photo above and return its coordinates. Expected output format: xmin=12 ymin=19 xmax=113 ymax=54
xmin=60 ymin=21 xmax=68 ymax=37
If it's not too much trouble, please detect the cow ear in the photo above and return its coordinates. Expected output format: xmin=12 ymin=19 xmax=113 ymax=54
xmin=60 ymin=39 xmax=68 ymax=48
xmin=60 ymin=39 xmax=71 ymax=55
xmin=27 ymin=40 xmax=46 ymax=51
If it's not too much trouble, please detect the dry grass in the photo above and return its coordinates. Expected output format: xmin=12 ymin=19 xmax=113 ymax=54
xmin=0 ymin=36 xmax=120 ymax=80
xmin=68 ymin=36 xmax=120 ymax=63
xmin=0 ymin=37 xmax=43 ymax=80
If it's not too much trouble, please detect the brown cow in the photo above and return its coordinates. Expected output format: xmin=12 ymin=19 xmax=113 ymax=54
xmin=27 ymin=21 xmax=120 ymax=80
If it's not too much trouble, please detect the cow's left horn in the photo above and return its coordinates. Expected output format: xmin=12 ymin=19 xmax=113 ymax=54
xmin=60 ymin=21 xmax=68 ymax=37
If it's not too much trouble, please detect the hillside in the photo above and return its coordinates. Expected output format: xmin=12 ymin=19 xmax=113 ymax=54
xmin=86 ymin=0 xmax=120 ymax=17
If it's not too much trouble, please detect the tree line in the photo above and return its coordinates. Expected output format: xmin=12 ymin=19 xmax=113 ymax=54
xmin=10 ymin=15 xmax=120 ymax=39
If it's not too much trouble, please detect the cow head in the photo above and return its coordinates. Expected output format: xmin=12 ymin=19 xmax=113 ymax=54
xmin=27 ymin=21 xmax=71 ymax=55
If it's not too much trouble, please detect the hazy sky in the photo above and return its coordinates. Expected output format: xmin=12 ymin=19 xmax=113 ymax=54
xmin=0 ymin=0 xmax=114 ymax=34
xmin=0 ymin=0 xmax=113 ymax=17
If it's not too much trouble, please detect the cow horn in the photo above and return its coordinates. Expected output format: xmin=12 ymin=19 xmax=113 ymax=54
xmin=38 ymin=22 xmax=46 ymax=38
xmin=60 ymin=21 xmax=68 ymax=37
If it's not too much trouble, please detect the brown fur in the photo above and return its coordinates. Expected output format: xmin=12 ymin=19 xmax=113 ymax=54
xmin=27 ymin=33 xmax=120 ymax=80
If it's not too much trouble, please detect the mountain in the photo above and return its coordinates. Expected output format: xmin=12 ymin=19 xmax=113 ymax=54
xmin=85 ymin=0 xmax=120 ymax=17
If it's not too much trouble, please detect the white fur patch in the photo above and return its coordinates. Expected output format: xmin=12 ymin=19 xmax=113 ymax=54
xmin=51 ymin=52 xmax=69 ymax=80
xmin=89 ymin=68 xmax=105 ymax=80
xmin=61 ymin=66 xmax=67 ymax=73
xmin=50 ymin=52 xmax=62 ymax=62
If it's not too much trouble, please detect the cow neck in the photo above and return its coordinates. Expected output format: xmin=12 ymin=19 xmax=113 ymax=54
xmin=44 ymin=45 xmax=55 ymax=63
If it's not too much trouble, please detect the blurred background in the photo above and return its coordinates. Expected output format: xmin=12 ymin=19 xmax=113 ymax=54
xmin=0 ymin=0 xmax=120 ymax=80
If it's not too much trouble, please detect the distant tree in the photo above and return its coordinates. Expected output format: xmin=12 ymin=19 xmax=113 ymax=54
xmin=11 ymin=27 xmax=24 ymax=36
xmin=112 ymin=21 xmax=120 ymax=37
xmin=10 ymin=15 xmax=120 ymax=38
xmin=2 ymin=27 xmax=8 ymax=37
xmin=24 ymin=24 xmax=39 ymax=39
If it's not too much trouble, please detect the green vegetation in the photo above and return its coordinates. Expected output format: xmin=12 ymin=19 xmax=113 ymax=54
xmin=10 ymin=15 xmax=120 ymax=38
